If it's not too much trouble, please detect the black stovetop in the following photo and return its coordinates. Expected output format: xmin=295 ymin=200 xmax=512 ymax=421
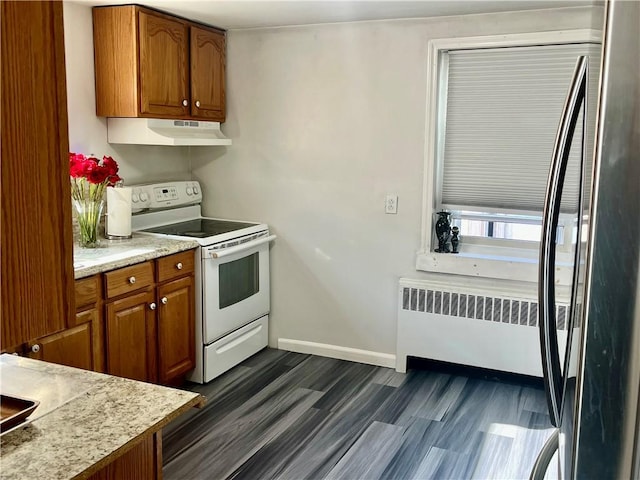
xmin=141 ymin=218 xmax=258 ymax=238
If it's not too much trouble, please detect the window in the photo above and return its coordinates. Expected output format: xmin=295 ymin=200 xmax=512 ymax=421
xmin=452 ymin=211 xmax=564 ymax=243
xmin=417 ymin=31 xmax=601 ymax=282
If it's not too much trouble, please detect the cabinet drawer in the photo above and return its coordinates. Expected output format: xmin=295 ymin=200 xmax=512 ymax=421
xmin=74 ymin=309 xmax=95 ymax=326
xmin=156 ymin=250 xmax=195 ymax=283
xmin=105 ymin=262 xmax=154 ymax=299
xmin=75 ymin=275 xmax=100 ymax=309
xmin=203 ymin=316 xmax=268 ymax=383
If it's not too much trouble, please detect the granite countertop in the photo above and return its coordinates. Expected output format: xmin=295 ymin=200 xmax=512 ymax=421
xmin=0 ymin=354 xmax=204 ymax=480
xmin=74 ymin=234 xmax=199 ymax=279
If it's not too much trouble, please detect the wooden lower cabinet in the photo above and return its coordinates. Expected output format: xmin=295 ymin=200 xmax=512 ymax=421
xmin=105 ymin=289 xmax=157 ymax=383
xmin=27 ymin=323 xmax=92 ymax=370
xmin=157 ymin=275 xmax=195 ymax=384
xmin=104 ymin=252 xmax=196 ymax=385
xmin=27 ymin=308 xmax=102 ymax=371
xmin=88 ymin=432 xmax=160 ymax=480
xmin=74 ymin=308 xmax=105 ymax=373
xmin=20 ymin=252 xmax=196 ymax=386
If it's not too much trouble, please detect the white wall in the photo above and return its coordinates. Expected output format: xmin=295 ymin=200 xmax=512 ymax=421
xmin=191 ymin=6 xmax=601 ymax=358
xmin=63 ymin=2 xmax=192 ymax=185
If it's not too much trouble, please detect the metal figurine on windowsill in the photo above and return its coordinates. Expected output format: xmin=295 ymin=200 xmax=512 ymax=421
xmin=435 ymin=211 xmax=451 ymax=252
xmin=451 ymin=226 xmax=460 ymax=254
xmin=435 ymin=211 xmax=460 ymax=253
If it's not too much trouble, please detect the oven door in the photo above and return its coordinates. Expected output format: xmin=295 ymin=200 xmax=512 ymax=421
xmin=202 ymin=235 xmax=274 ymax=344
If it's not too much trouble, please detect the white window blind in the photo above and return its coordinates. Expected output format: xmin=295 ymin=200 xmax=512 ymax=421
xmin=440 ymin=43 xmax=601 ymax=213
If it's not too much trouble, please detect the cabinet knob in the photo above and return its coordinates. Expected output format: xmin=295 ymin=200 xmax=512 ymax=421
xmin=31 ymin=344 xmax=41 ymax=353
xmin=195 ymin=100 xmax=201 ymax=108
xmin=149 ymin=302 xmax=157 ymax=310
xmin=182 ymin=99 xmax=188 ymax=107
xmin=128 ymin=276 xmax=136 ymax=284
xmin=176 ymin=262 xmax=183 ymax=270
xmin=161 ymin=297 xmax=168 ymax=305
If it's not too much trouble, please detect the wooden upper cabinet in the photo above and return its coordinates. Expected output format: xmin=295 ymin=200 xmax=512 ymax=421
xmin=190 ymin=26 xmax=226 ymax=122
xmin=1 ymin=1 xmax=75 ymax=348
xmin=93 ymin=5 xmax=226 ymax=121
xmin=138 ymin=10 xmax=189 ymax=117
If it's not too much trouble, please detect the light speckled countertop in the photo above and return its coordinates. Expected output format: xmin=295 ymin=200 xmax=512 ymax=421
xmin=0 ymin=354 xmax=204 ymax=480
xmin=74 ymin=234 xmax=199 ymax=279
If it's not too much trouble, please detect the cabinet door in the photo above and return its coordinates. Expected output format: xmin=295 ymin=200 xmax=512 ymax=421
xmin=75 ymin=308 xmax=105 ymax=372
xmin=105 ymin=290 xmax=157 ymax=382
xmin=190 ymin=26 xmax=226 ymax=121
xmin=138 ymin=10 xmax=189 ymax=117
xmin=1 ymin=1 xmax=74 ymax=348
xmin=157 ymin=276 xmax=195 ymax=384
xmin=27 ymin=320 xmax=95 ymax=371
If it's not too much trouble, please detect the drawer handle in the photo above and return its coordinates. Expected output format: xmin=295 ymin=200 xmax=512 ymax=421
xmin=182 ymin=99 xmax=188 ymax=107
xmin=161 ymin=297 xmax=168 ymax=305
xmin=176 ymin=262 xmax=183 ymax=270
xmin=216 ymin=325 xmax=263 ymax=354
xmin=31 ymin=344 xmax=41 ymax=353
xmin=195 ymin=100 xmax=201 ymax=108
xmin=149 ymin=302 xmax=157 ymax=310
xmin=128 ymin=276 xmax=136 ymax=284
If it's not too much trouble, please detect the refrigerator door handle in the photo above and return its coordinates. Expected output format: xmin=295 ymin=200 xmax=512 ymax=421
xmin=529 ymin=430 xmax=559 ymax=480
xmin=538 ymin=56 xmax=588 ymax=428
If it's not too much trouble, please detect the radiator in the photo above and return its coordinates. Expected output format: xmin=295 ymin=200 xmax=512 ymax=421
xmin=396 ymin=279 xmax=569 ymax=377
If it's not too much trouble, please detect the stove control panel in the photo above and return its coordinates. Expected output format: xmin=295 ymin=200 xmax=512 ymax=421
xmin=130 ymin=181 xmax=202 ymax=211
xmin=154 ymin=186 xmax=179 ymax=202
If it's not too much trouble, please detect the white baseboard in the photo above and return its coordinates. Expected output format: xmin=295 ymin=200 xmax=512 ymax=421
xmin=277 ymin=338 xmax=396 ymax=369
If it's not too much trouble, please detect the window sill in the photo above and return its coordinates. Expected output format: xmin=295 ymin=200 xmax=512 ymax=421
xmin=416 ymin=248 xmax=575 ymax=285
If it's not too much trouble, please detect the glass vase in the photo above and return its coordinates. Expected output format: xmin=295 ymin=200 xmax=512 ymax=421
xmin=73 ymin=196 xmax=105 ymax=248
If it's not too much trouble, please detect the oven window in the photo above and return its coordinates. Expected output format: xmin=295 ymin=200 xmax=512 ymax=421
xmin=219 ymin=252 xmax=259 ymax=309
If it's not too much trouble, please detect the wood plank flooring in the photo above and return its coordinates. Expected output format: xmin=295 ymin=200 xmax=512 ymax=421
xmin=162 ymin=349 xmax=556 ymax=479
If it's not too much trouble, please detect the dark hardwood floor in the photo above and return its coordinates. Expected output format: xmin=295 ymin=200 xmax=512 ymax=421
xmin=162 ymin=349 xmax=556 ymax=479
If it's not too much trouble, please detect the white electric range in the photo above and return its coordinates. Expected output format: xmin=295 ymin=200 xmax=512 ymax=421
xmin=131 ymin=181 xmax=275 ymax=383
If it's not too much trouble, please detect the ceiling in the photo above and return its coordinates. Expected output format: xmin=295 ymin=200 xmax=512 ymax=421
xmin=72 ymin=0 xmax=597 ymax=30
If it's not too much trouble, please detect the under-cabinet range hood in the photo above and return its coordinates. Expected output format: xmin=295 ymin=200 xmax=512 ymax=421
xmin=106 ymin=118 xmax=232 ymax=146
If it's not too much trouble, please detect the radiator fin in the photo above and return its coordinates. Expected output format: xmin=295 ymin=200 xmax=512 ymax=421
xmin=434 ymin=291 xmax=442 ymax=315
xmin=451 ymin=293 xmax=459 ymax=317
xmin=484 ymin=297 xmax=493 ymax=322
xmin=418 ymin=289 xmax=426 ymax=312
xmin=459 ymin=294 xmax=467 ymax=318
xmin=475 ymin=296 xmax=485 ymax=321
xmin=401 ymin=286 xmax=570 ymax=330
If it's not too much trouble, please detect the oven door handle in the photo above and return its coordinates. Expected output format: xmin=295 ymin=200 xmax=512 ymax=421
xmin=208 ymin=235 xmax=277 ymax=259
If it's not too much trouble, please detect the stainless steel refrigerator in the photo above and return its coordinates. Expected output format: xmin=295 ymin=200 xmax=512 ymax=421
xmin=531 ymin=0 xmax=640 ymax=478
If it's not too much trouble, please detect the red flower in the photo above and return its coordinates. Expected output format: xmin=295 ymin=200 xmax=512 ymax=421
xmin=107 ymin=174 xmax=122 ymax=187
xmin=69 ymin=153 xmax=87 ymax=178
xmin=89 ymin=170 xmax=109 ymax=184
xmin=102 ymin=155 xmax=119 ymax=177
xmin=69 ymin=152 xmax=122 ymax=186
xmin=69 ymin=153 xmax=122 ymax=193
